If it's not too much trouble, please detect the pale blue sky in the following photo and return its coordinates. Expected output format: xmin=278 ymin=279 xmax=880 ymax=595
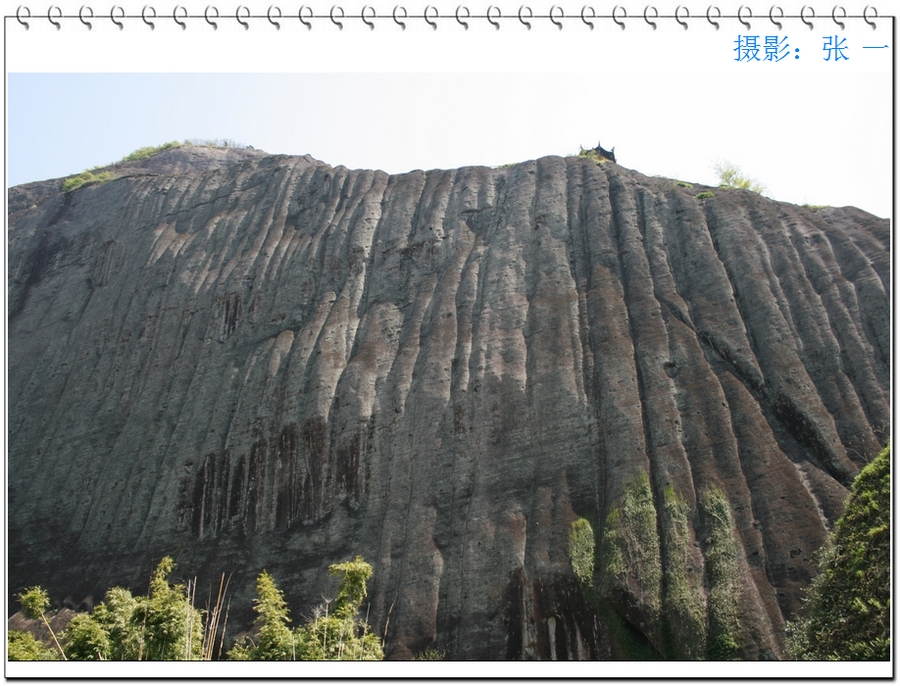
xmin=7 ymin=71 xmax=892 ymax=218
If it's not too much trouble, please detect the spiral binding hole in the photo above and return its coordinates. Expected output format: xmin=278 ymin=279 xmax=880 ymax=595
xmin=11 ymin=5 xmax=873 ymax=32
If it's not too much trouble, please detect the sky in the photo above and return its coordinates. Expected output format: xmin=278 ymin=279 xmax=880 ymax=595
xmin=7 ymin=70 xmax=892 ymax=219
xmin=5 ymin=5 xmax=894 ymax=221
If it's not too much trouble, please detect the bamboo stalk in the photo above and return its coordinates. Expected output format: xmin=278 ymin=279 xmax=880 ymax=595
xmin=217 ymin=599 xmax=231 ymax=660
xmin=41 ymin=612 xmax=67 ymax=661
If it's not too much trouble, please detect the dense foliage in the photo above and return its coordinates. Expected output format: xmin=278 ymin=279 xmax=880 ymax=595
xmin=230 ymin=570 xmax=295 ymax=660
xmin=29 ymin=557 xmax=203 ymax=661
xmin=8 ymin=630 xmax=59 ymax=661
xmin=788 ymin=444 xmax=891 ymax=660
xmin=133 ymin=556 xmax=204 ymax=660
xmin=227 ymin=556 xmax=382 ymax=661
xmin=10 ymin=555 xmax=382 ymax=662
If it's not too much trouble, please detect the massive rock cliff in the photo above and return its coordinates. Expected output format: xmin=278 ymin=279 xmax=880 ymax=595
xmin=8 ymin=147 xmax=890 ymax=659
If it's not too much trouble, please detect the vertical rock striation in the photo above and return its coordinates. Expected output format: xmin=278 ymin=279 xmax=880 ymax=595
xmin=8 ymin=149 xmax=889 ymax=659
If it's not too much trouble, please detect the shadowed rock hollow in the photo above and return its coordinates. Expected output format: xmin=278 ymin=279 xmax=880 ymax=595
xmin=7 ymin=148 xmax=889 ymax=659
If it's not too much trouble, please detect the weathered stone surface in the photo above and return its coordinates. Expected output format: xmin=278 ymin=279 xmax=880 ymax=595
xmin=7 ymin=149 xmax=889 ymax=659
xmin=7 ymin=145 xmax=269 ymax=218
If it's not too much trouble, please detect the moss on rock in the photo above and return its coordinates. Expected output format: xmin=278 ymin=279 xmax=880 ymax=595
xmin=660 ymin=485 xmax=706 ymax=659
xmin=698 ymin=486 xmax=742 ymax=659
xmin=568 ymin=518 xmax=595 ymax=591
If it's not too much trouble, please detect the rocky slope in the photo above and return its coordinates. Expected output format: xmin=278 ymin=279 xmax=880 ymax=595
xmin=8 ymin=145 xmax=268 ymax=217
xmin=7 ymin=148 xmax=890 ymax=659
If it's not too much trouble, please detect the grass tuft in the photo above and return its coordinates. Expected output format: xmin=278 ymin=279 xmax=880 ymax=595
xmin=60 ymin=170 xmax=116 ymax=192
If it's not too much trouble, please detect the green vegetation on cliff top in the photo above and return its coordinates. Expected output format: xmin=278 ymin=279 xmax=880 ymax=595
xmin=714 ymin=160 xmax=765 ymax=194
xmin=59 ymin=139 xmax=250 ymax=193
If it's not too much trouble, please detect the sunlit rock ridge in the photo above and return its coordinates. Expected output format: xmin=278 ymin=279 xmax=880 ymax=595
xmin=8 ymin=146 xmax=889 ymax=659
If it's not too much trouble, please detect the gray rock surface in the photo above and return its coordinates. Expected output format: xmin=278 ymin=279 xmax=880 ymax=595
xmin=7 ymin=149 xmax=889 ymax=659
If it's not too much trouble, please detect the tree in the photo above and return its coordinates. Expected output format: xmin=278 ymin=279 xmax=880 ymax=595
xmin=714 ymin=161 xmax=765 ymax=194
xmin=63 ymin=614 xmax=110 ymax=661
xmin=296 ymin=556 xmax=382 ymax=660
xmin=68 ymin=557 xmax=203 ymax=660
xmin=788 ymin=444 xmax=891 ymax=660
xmin=16 ymin=587 xmax=66 ymax=660
xmin=254 ymin=571 xmax=295 ymax=659
xmin=131 ymin=557 xmax=204 ymax=660
xmin=329 ymin=557 xmax=373 ymax=620
xmin=7 ymin=630 xmax=59 ymax=661
xmin=91 ymin=587 xmax=142 ymax=659
xmin=10 ymin=555 xmax=384 ymax=662
xmin=227 ymin=570 xmax=296 ymax=660
xmin=229 ymin=556 xmax=383 ymax=661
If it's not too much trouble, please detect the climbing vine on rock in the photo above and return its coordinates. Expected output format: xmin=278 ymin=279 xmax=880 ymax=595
xmin=600 ymin=471 xmax=663 ymax=617
xmin=660 ymin=485 xmax=706 ymax=660
xmin=698 ymin=486 xmax=742 ymax=660
xmin=589 ymin=471 xmax=746 ymax=660
xmin=568 ymin=518 xmax=595 ymax=591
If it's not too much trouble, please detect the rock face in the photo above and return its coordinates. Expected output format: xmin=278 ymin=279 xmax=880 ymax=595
xmin=8 ymin=148 xmax=889 ymax=659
